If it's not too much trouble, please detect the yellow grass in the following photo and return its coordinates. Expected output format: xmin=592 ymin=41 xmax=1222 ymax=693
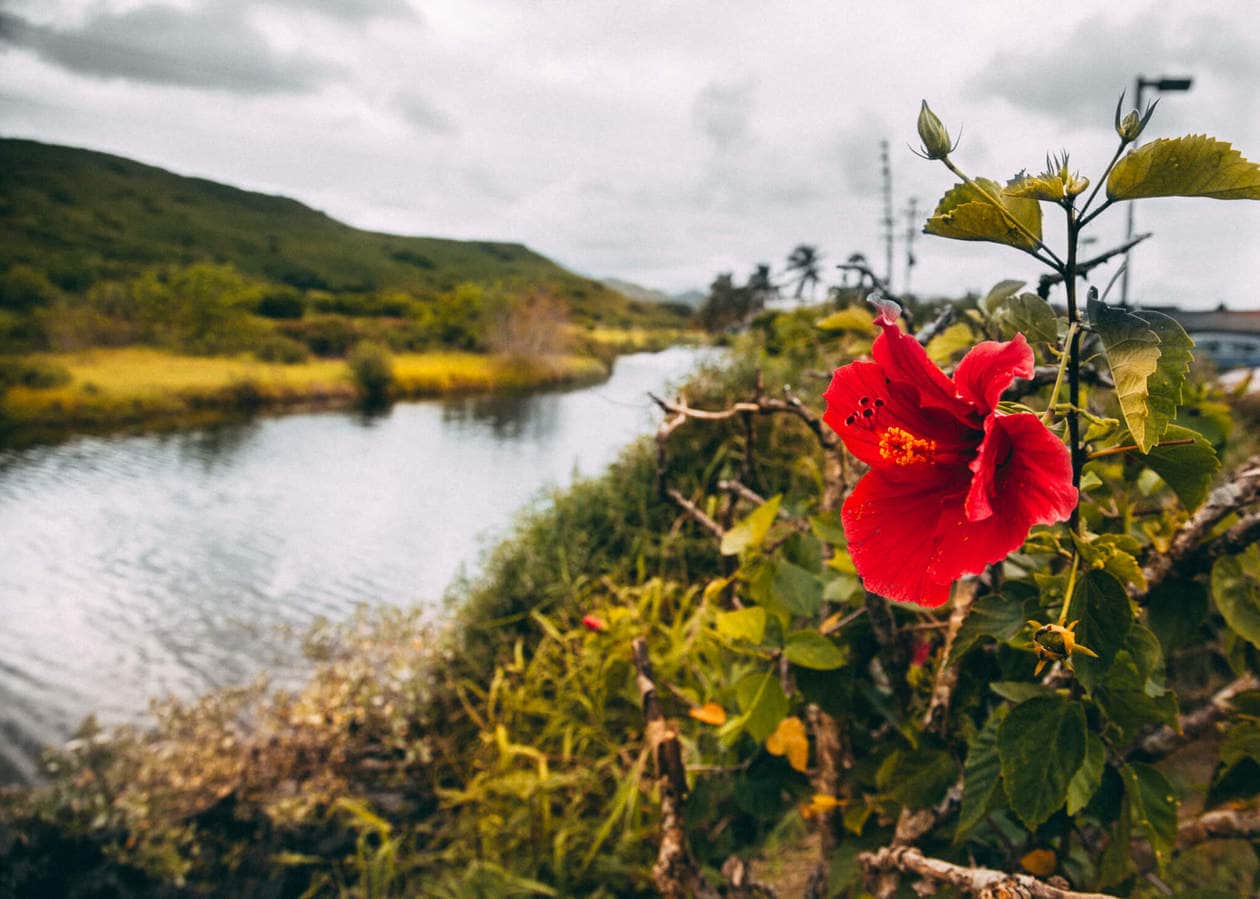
xmin=580 ymin=326 xmax=701 ymax=354
xmin=1 ymin=348 xmax=609 ymax=435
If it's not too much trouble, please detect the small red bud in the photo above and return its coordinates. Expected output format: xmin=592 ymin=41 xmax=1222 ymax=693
xmin=910 ymin=637 xmax=933 ymax=667
xmin=581 ymin=615 xmax=607 ymax=632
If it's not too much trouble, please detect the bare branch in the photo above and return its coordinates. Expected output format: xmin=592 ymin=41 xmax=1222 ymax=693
xmin=1131 ymin=672 xmax=1260 ymax=760
xmin=631 ymin=637 xmax=719 ymax=899
xmin=666 ymin=488 xmax=725 ymax=539
xmin=1177 ymin=806 xmax=1260 ymax=846
xmin=1140 ymin=455 xmax=1260 ymax=596
xmin=1036 ymin=232 xmax=1153 ymax=297
xmin=923 ymin=579 xmax=978 ymax=735
xmin=860 ymin=846 xmax=1119 ymax=899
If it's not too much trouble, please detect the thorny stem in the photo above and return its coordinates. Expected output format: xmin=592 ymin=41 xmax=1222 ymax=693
xmin=941 ymin=157 xmax=1065 ymax=269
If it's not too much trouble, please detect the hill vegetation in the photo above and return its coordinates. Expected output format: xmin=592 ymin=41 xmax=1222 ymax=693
xmin=0 ymin=139 xmax=692 ymax=437
xmin=0 ymin=138 xmax=672 ymax=328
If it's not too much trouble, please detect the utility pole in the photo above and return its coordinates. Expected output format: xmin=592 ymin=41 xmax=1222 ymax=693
xmin=903 ymin=196 xmax=918 ymax=297
xmin=1121 ymin=74 xmax=1193 ymax=307
xmin=880 ymin=140 xmax=894 ymax=293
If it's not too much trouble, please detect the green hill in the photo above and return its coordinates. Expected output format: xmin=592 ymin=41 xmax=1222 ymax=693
xmin=0 ymin=137 xmax=664 ymax=326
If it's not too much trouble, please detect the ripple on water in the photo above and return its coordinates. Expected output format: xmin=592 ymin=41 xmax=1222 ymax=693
xmin=0 ymin=346 xmax=716 ymax=783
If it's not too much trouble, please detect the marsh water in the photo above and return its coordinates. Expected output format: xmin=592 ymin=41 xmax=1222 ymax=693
xmin=0 ymin=346 xmax=712 ymax=783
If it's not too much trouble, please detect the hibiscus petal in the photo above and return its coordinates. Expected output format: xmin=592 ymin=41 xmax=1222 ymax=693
xmin=943 ymin=413 xmax=1077 ymax=579
xmin=871 ymin=317 xmax=976 ymax=423
xmin=823 ymin=361 xmax=978 ymax=470
xmin=952 ymin=334 xmax=1035 ymax=415
xmin=841 ymin=467 xmax=971 ymax=607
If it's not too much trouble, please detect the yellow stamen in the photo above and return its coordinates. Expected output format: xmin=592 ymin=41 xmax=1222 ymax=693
xmin=878 ymin=426 xmax=937 ymax=466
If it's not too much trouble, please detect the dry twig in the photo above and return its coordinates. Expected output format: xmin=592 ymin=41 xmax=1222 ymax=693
xmin=1140 ymin=455 xmax=1260 ymax=596
xmin=860 ymin=845 xmax=1118 ymax=899
xmin=1131 ymin=672 xmax=1260 ymax=760
xmin=631 ymin=637 xmax=718 ymax=899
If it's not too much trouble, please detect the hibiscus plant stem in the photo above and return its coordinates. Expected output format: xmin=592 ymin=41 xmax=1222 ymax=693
xmin=1040 ymin=321 xmax=1079 ymax=426
xmin=1064 ymin=211 xmax=1084 ymax=534
xmin=1057 ymin=553 xmax=1080 ymax=627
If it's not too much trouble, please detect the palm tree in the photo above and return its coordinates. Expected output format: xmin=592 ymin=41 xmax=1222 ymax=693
xmin=785 ymin=244 xmax=822 ymax=300
xmin=746 ymin=263 xmax=777 ymax=313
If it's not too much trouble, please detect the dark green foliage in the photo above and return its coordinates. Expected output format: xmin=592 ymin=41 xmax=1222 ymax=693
xmin=252 ymin=333 xmax=310 ymax=364
xmin=0 ymin=357 xmax=72 ymax=390
xmin=346 ymin=340 xmax=394 ymax=403
xmin=0 ymin=138 xmax=681 ymax=331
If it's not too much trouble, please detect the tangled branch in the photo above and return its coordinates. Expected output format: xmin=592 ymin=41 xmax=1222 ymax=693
xmin=1131 ymin=671 xmax=1260 ymax=760
xmin=860 ymin=845 xmax=1117 ymax=899
xmin=631 ymin=637 xmax=718 ymax=899
xmin=1140 ymin=455 xmax=1260 ymax=595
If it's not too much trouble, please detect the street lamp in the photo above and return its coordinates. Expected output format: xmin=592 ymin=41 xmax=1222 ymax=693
xmin=1120 ymin=74 xmax=1193 ymax=307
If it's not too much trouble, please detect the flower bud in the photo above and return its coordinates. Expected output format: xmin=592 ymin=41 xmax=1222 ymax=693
xmin=916 ymin=100 xmax=955 ymax=160
xmin=581 ymin=614 xmax=607 ymax=632
xmin=1114 ymin=91 xmax=1158 ymax=143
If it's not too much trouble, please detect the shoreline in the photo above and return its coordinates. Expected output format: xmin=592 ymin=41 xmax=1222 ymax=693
xmin=0 ymin=347 xmax=616 ymax=448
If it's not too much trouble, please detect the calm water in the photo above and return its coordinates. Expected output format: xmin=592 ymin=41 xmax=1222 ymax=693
xmin=0 ymin=346 xmax=712 ymax=783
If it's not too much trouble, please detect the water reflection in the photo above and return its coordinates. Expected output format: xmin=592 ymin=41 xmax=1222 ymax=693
xmin=0 ymin=346 xmax=712 ymax=784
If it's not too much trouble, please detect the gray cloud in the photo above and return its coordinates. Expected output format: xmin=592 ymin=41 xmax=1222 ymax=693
xmin=265 ymin=0 xmax=416 ymax=23
xmin=969 ymin=9 xmax=1258 ymax=127
xmin=0 ymin=5 xmax=333 ymax=94
xmin=393 ymin=92 xmax=457 ymax=135
xmin=692 ymin=78 xmax=755 ymax=152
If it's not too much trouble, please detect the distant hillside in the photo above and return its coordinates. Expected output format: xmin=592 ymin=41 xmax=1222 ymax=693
xmin=0 ymin=138 xmax=667 ymax=326
xmin=601 ymin=278 xmax=704 ymax=310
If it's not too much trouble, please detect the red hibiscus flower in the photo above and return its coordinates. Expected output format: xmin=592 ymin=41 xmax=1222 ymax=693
xmin=822 ymin=303 xmax=1076 ymax=607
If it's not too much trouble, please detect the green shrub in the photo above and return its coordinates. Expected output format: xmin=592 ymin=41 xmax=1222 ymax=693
xmin=0 ymin=357 xmax=73 ymax=390
xmin=279 ymin=316 xmax=361 ymax=357
xmin=346 ymin=340 xmax=394 ymax=402
xmin=253 ymin=333 xmax=309 ymax=364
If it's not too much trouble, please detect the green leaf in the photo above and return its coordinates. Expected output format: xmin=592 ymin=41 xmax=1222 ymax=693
xmin=1137 ymin=311 xmax=1194 ymax=452
xmin=993 ymin=292 xmax=1059 ymax=345
xmin=990 ymin=681 xmax=1055 ymax=704
xmin=1212 ymin=546 xmax=1260 ymax=650
xmin=721 ymin=495 xmax=782 ymax=556
xmin=1120 ymin=762 xmax=1178 ymax=873
xmin=769 ymin=559 xmax=823 ymax=618
xmin=948 ymin=592 xmax=1031 ymax=665
xmin=1140 ymin=424 xmax=1220 ymax=511
xmin=1066 ymin=732 xmax=1106 ymax=816
xmin=1147 ymin=579 xmax=1209 ymax=652
xmin=925 ymin=177 xmax=1043 ymax=250
xmin=1088 ymin=297 xmax=1161 ymax=451
xmin=1107 ymin=135 xmax=1260 ymax=201
xmin=716 ymin=607 xmax=767 ymax=644
xmin=1067 ymin=569 xmax=1133 ymax=692
xmin=784 ymin=631 xmax=847 ymax=670
xmin=1221 ymin=720 xmax=1260 ymax=769
xmin=815 ymin=307 xmax=877 ymax=334
xmin=926 ymin=321 xmax=975 ymax=365
xmin=809 ymin=511 xmax=845 ymax=546
xmin=998 ymin=696 xmax=1087 ymax=830
xmin=956 ymin=706 xmax=1008 ymax=842
xmin=981 ymin=279 xmax=1025 ymax=316
xmin=1098 ymin=794 xmax=1135 ymax=887
xmin=1094 ymin=649 xmax=1179 ymax=743
xmin=878 ymin=748 xmax=958 ymax=809
xmin=1073 ymin=533 xmax=1147 ymax=592
xmin=733 ymin=670 xmax=789 ymax=743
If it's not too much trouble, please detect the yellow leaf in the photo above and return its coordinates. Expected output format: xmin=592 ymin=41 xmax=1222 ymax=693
xmin=765 ymin=715 xmax=809 ymax=772
xmin=1020 ymin=848 xmax=1057 ymax=877
xmin=689 ymin=702 xmax=727 ymax=726
xmin=924 ymin=177 xmax=1043 ymax=250
xmin=815 ymin=307 xmax=877 ymax=335
xmin=799 ymin=793 xmax=845 ymax=819
xmin=1108 ymin=135 xmax=1260 ymax=201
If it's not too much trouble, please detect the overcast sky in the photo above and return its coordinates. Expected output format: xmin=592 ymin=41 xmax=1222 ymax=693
xmin=2 ymin=0 xmax=1258 ymax=308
